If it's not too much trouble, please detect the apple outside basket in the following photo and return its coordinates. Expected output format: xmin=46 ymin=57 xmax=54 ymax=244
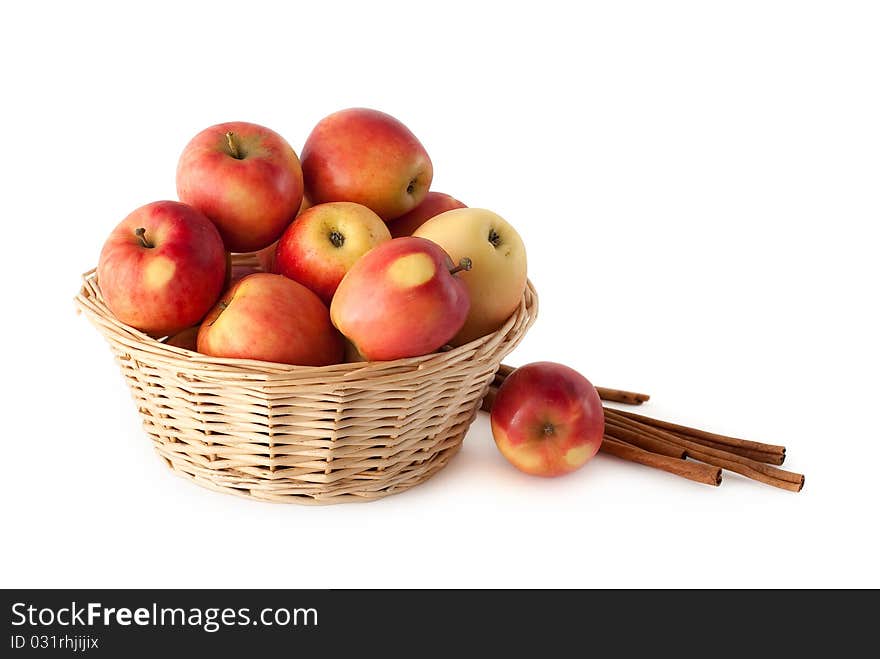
xmin=75 ymin=252 xmax=538 ymax=504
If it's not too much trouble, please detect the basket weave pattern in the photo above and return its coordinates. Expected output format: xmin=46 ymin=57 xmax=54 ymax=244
xmin=75 ymin=254 xmax=537 ymax=504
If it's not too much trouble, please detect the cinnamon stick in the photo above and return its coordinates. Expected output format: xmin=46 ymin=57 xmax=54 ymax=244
xmin=601 ymin=436 xmax=722 ymax=487
xmin=684 ymin=446 xmax=804 ymax=493
xmin=613 ymin=408 xmax=785 ymax=458
xmin=606 ymin=410 xmax=784 ymax=465
xmin=604 ymin=409 xmax=804 ymax=491
xmin=604 ymin=419 xmax=686 ymax=459
xmin=596 ymin=387 xmax=651 ymax=405
xmin=686 ymin=437 xmax=785 ymax=466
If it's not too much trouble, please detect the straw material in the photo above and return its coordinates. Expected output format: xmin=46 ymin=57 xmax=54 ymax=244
xmin=75 ymin=253 xmax=538 ymax=504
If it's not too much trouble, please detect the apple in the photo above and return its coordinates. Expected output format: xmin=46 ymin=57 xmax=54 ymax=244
xmin=254 ymin=194 xmax=312 ymax=273
xmin=165 ymin=326 xmax=199 ymax=351
xmin=275 ymin=202 xmax=391 ymax=304
xmin=197 ymin=273 xmax=343 ymax=366
xmin=414 ymin=208 xmax=527 ymax=344
xmin=343 ymin=338 xmax=368 ymax=364
xmin=386 ymin=192 xmax=466 ymax=238
xmin=301 ymin=108 xmax=433 ymax=220
xmin=97 ymin=200 xmax=226 ymax=336
xmin=490 ymin=362 xmax=604 ymax=477
xmin=176 ymin=121 xmax=304 ymax=252
xmin=330 ymin=237 xmax=471 ymax=361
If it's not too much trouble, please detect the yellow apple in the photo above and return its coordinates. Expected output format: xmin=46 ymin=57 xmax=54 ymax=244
xmin=414 ymin=208 xmax=526 ymax=345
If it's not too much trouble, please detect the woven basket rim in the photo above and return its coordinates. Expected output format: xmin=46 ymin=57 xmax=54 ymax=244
xmin=75 ymin=262 xmax=539 ymax=378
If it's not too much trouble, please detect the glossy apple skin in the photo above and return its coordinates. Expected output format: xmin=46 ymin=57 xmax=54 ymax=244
xmin=275 ymin=202 xmax=391 ymax=304
xmin=301 ymin=108 xmax=433 ymax=220
xmin=491 ymin=362 xmax=604 ymax=477
xmin=176 ymin=121 xmax=304 ymax=252
xmin=197 ymin=273 xmax=343 ymax=366
xmin=415 ymin=208 xmax=527 ymax=345
xmin=97 ymin=200 xmax=226 ymax=336
xmin=386 ymin=192 xmax=466 ymax=238
xmin=330 ymin=237 xmax=469 ymax=361
xmin=254 ymin=195 xmax=312 ymax=273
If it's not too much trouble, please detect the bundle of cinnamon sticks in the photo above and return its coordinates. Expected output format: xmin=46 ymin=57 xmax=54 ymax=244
xmin=481 ymin=364 xmax=804 ymax=492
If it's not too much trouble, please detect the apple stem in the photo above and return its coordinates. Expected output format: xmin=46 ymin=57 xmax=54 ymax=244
xmin=448 ymin=257 xmax=472 ymax=276
xmin=135 ymin=227 xmax=153 ymax=249
xmin=225 ymin=131 xmax=241 ymax=159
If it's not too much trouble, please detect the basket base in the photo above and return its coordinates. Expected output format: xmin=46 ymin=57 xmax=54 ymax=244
xmin=76 ymin=263 xmax=536 ymax=505
xmin=155 ymin=439 xmax=463 ymax=505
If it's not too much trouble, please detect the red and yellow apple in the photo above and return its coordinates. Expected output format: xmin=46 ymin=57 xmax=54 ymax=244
xmin=165 ymin=326 xmax=200 ymax=351
xmin=330 ymin=237 xmax=471 ymax=361
xmin=342 ymin=338 xmax=368 ymax=364
xmin=490 ymin=362 xmax=604 ymax=477
xmin=197 ymin=273 xmax=343 ymax=366
xmin=301 ymin=108 xmax=433 ymax=220
xmin=414 ymin=208 xmax=527 ymax=344
xmin=275 ymin=202 xmax=391 ymax=304
xmin=254 ymin=194 xmax=312 ymax=274
xmin=97 ymin=200 xmax=226 ymax=336
xmin=386 ymin=192 xmax=466 ymax=238
xmin=176 ymin=121 xmax=303 ymax=252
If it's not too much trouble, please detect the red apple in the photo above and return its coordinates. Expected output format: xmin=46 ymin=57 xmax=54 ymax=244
xmin=176 ymin=121 xmax=304 ymax=252
xmin=197 ymin=273 xmax=343 ymax=366
xmin=342 ymin=338 xmax=368 ymax=364
xmin=165 ymin=326 xmax=200 ymax=351
xmin=275 ymin=202 xmax=391 ymax=304
xmin=386 ymin=192 xmax=466 ymax=238
xmin=301 ymin=108 xmax=433 ymax=220
xmin=254 ymin=194 xmax=312 ymax=273
xmin=97 ymin=200 xmax=226 ymax=336
xmin=490 ymin=362 xmax=604 ymax=477
xmin=330 ymin=237 xmax=471 ymax=361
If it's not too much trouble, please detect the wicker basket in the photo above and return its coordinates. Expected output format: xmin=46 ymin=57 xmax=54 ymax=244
xmin=75 ymin=253 xmax=538 ymax=504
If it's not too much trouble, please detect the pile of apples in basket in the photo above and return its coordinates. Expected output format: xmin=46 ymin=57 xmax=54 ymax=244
xmin=94 ymin=108 xmax=804 ymax=489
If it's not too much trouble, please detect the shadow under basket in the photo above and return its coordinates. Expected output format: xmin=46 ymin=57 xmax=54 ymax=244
xmin=75 ymin=254 xmax=538 ymax=504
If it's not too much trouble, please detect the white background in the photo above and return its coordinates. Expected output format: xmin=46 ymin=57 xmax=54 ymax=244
xmin=2 ymin=0 xmax=878 ymax=588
